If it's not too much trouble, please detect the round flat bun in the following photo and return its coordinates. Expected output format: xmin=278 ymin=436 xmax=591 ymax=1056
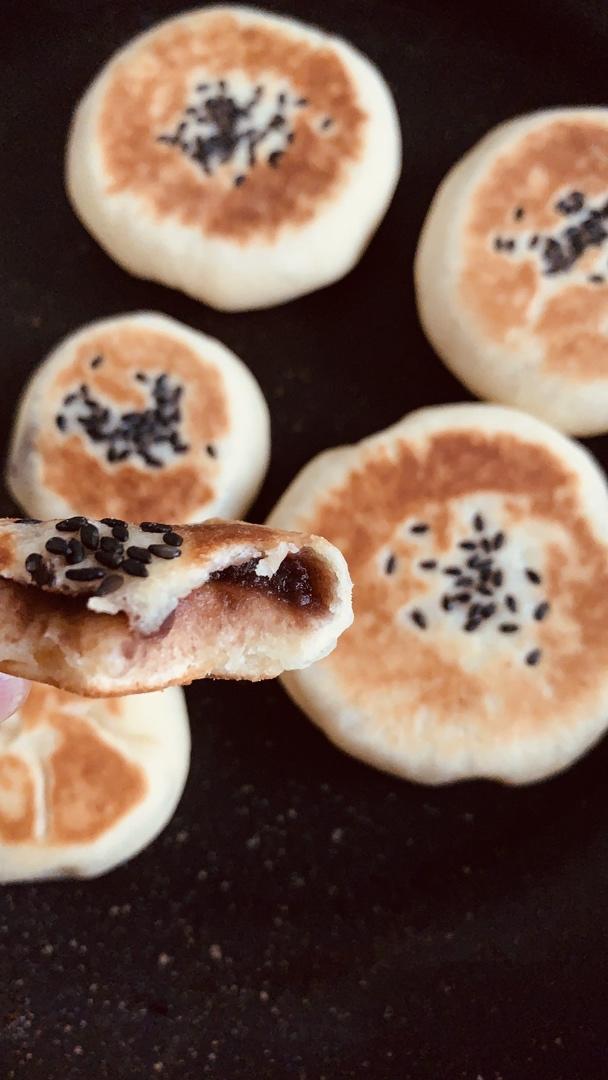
xmin=7 ymin=312 xmax=269 ymax=523
xmin=268 ymin=403 xmax=608 ymax=785
xmin=0 ymin=518 xmax=352 ymax=696
xmin=66 ymin=5 xmax=401 ymax=311
xmin=0 ymin=683 xmax=189 ymax=882
xmin=415 ymin=108 xmax=608 ymax=435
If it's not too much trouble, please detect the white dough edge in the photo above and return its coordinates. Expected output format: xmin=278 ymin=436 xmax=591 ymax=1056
xmin=6 ymin=310 xmax=271 ymax=522
xmin=269 ymin=402 xmax=608 ymax=785
xmin=0 ymin=685 xmax=190 ymax=882
xmin=414 ymin=106 xmax=608 ymax=436
xmin=66 ymin=4 xmax=402 ymax=311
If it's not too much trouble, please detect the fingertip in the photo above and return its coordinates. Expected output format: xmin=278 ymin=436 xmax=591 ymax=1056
xmin=0 ymin=675 xmax=30 ymax=722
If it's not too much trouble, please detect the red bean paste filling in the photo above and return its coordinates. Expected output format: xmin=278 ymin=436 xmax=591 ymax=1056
xmin=208 ymin=552 xmax=327 ymax=610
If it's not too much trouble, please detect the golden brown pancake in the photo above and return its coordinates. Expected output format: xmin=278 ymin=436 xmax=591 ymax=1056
xmin=7 ymin=312 xmax=269 ymax=523
xmin=268 ymin=403 xmax=608 ymax=784
xmin=66 ymin=6 xmax=401 ymax=310
xmin=0 ymin=682 xmax=189 ymax=881
xmin=0 ymin=517 xmax=352 ymax=695
xmin=415 ymin=108 xmax=608 ymax=435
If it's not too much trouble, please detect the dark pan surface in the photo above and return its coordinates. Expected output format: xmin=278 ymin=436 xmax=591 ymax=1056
xmin=1 ymin=2 xmax=608 ymax=1077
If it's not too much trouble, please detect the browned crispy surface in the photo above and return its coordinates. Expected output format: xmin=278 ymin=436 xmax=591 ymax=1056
xmin=460 ymin=118 xmax=608 ymax=379
xmin=36 ymin=324 xmax=227 ymax=521
xmin=99 ymin=10 xmax=366 ymax=242
xmin=304 ymin=429 xmax=608 ymax=739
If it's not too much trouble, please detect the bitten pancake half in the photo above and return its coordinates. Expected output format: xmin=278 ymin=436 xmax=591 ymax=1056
xmin=0 ymin=517 xmax=352 ymax=696
xmin=66 ymin=5 xmax=401 ymax=311
xmin=268 ymin=403 xmax=608 ymax=785
xmin=416 ymin=107 xmax=608 ymax=435
xmin=7 ymin=312 xmax=269 ymax=524
xmin=0 ymin=683 xmax=190 ymax=882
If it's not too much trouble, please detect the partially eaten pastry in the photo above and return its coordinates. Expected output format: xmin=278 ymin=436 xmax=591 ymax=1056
xmin=0 ymin=517 xmax=352 ymax=695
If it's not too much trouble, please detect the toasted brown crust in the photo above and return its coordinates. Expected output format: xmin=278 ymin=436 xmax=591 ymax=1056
xmin=99 ymin=9 xmax=366 ymax=243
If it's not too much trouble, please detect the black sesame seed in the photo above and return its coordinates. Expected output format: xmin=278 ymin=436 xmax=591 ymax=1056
xmin=140 ymin=522 xmax=172 ymax=533
xmin=477 ymin=585 xmax=493 ymax=596
xmin=127 ymin=546 xmax=152 ymax=564
xmin=25 ymin=553 xmax=43 ymax=574
xmin=100 ymin=536 xmax=123 ymax=554
xmin=296 ymin=97 xmax=309 ymax=106
xmin=456 ymin=576 xmax=474 ymax=588
xmin=469 ymin=603 xmax=482 ymax=619
xmin=135 ymin=372 xmax=148 ymax=383
xmin=419 ymin=559 xmax=437 ymax=570
xmin=148 ymin=544 xmax=182 ymax=560
xmin=459 ymin=540 xmax=477 ymax=550
xmin=481 ymin=603 xmax=496 ymax=619
xmin=321 ymin=117 xmax=333 ymax=129
xmin=473 ymin=514 xmax=485 ymax=532
xmin=65 ymin=567 xmax=106 ymax=582
xmin=481 ymin=538 xmax=492 ymax=553
xmin=94 ymin=574 xmax=124 ymax=596
xmin=90 ymin=355 xmax=103 ymax=369
xmin=529 ymin=234 xmax=539 ymax=248
xmin=525 ymin=568 xmax=542 ymax=585
xmin=122 ymin=559 xmax=149 ymax=578
xmin=268 ymin=150 xmax=283 ymax=167
xmin=234 ymin=175 xmax=246 ymax=187
xmin=499 ymin=623 xmax=519 ymax=633
xmin=56 ymin=414 xmax=67 ymax=431
xmin=66 ymin=538 xmax=85 ymax=565
xmin=492 ymin=570 xmax=504 ymax=588
xmin=100 ymin=518 xmax=128 ymax=529
xmin=525 ymin=648 xmax=542 ymax=666
xmin=107 ymin=447 xmax=130 ymax=464
xmin=534 ymin=601 xmax=550 ymax=621
xmin=163 ymin=531 xmax=183 ymax=547
xmin=410 ymin=609 xmax=427 ymax=629
xmin=514 ymin=206 xmax=525 ymax=220
xmin=45 ymin=537 xmax=68 ymax=556
xmin=112 ymin=524 xmax=129 ymax=542
xmin=467 ymin=555 xmax=481 ymax=569
xmin=206 ymin=445 xmax=217 ymax=458
xmin=493 ymin=532 xmax=505 ymax=550
xmin=589 ymin=274 xmax=605 ymax=284
xmin=441 ymin=596 xmax=454 ymax=611
xmin=464 ymin=616 xmax=482 ymax=632
xmin=409 ymin=523 xmax=429 ymax=534
xmin=95 ymin=550 xmax=124 ymax=570
xmin=384 ymin=553 xmax=397 ymax=575
xmin=454 ymin=592 xmax=472 ymax=603
xmin=80 ymin=523 xmax=100 ymax=550
xmin=556 ymin=190 xmax=584 ymax=216
xmin=33 ymin=563 xmax=54 ymax=587
xmin=63 ymin=392 xmax=78 ymax=406
xmin=56 ymin=516 xmax=88 ymax=532
xmin=505 ymin=594 xmax=518 ymax=613
xmin=443 ymin=566 xmax=462 ymax=576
